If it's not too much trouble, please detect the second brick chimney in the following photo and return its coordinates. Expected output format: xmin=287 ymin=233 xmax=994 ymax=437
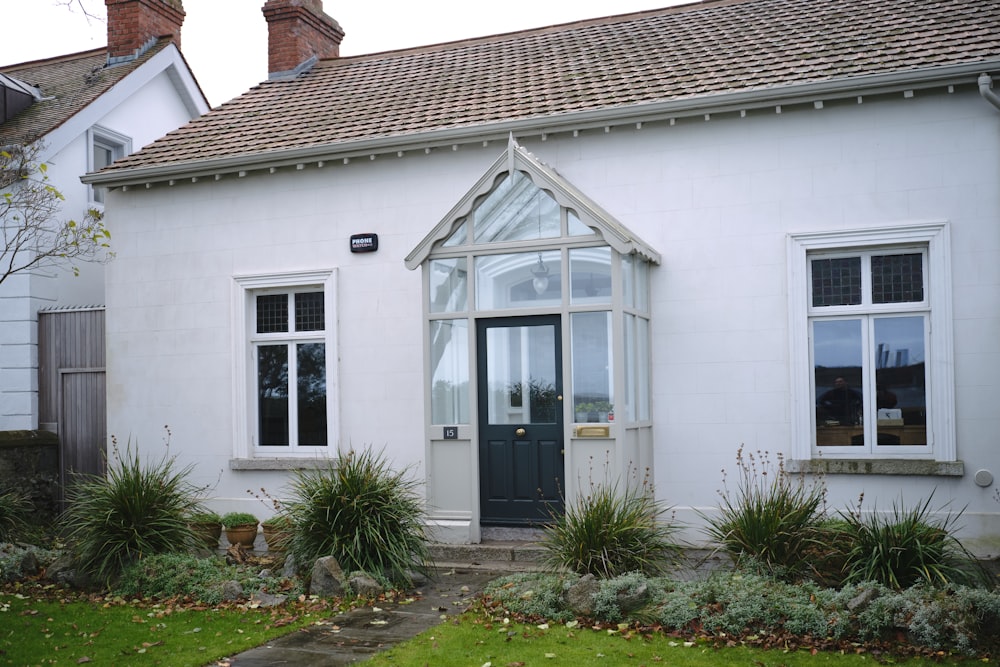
xmin=262 ymin=0 xmax=344 ymax=77
xmin=105 ymin=0 xmax=185 ymax=63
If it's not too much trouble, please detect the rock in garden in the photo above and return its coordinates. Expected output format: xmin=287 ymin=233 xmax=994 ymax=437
xmin=309 ymin=556 xmax=346 ymax=597
xmin=282 ymin=553 xmax=297 ymax=579
xmin=615 ymin=581 xmax=649 ymax=614
xmin=251 ymin=589 xmax=287 ymax=608
xmin=847 ymin=586 xmax=879 ymax=612
xmin=221 ymin=580 xmax=244 ymax=601
xmin=565 ymin=574 xmax=600 ymax=617
xmin=348 ymin=572 xmax=384 ymax=598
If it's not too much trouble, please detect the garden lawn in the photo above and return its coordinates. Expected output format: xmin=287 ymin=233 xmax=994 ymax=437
xmin=0 ymin=591 xmax=324 ymax=666
xmin=367 ymin=615 xmax=988 ymax=667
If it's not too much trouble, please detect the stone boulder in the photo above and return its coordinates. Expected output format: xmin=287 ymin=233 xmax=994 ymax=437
xmin=565 ymin=574 xmax=600 ymax=617
xmin=309 ymin=555 xmax=346 ymax=597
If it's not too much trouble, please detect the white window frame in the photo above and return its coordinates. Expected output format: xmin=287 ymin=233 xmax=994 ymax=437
xmin=787 ymin=222 xmax=955 ymax=462
xmin=87 ymin=125 xmax=131 ymax=205
xmin=232 ymin=269 xmax=338 ymax=459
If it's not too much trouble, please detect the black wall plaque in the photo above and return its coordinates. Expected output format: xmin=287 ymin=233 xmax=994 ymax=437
xmin=443 ymin=426 xmax=458 ymax=440
xmin=350 ymin=233 xmax=379 ymax=253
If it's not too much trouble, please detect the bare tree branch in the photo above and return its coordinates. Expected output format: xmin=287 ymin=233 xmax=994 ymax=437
xmin=0 ymin=143 xmax=111 ymax=286
xmin=54 ymin=0 xmax=104 ymax=23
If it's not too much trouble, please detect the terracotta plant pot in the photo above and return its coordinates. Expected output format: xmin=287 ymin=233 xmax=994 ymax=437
xmin=190 ymin=521 xmax=222 ymax=549
xmin=225 ymin=524 xmax=259 ymax=548
xmin=262 ymin=525 xmax=292 ymax=552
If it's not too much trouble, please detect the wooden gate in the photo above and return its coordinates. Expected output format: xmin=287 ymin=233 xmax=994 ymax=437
xmin=38 ymin=307 xmax=106 ymax=491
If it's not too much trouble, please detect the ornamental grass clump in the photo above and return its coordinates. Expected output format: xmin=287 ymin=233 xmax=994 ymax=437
xmin=703 ymin=446 xmax=826 ymax=581
xmin=284 ymin=447 xmax=430 ymax=586
xmin=540 ymin=479 xmax=681 ymax=578
xmin=62 ymin=440 xmax=203 ymax=584
xmin=0 ymin=488 xmax=28 ymax=542
xmin=838 ymin=491 xmax=989 ymax=590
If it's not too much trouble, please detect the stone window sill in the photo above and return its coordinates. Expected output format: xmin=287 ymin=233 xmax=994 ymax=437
xmin=229 ymin=458 xmax=333 ymax=471
xmin=785 ymin=459 xmax=963 ymax=476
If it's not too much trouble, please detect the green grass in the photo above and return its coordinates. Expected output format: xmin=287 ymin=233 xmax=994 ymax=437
xmin=366 ymin=614 xmax=983 ymax=666
xmin=0 ymin=591 xmax=324 ymax=666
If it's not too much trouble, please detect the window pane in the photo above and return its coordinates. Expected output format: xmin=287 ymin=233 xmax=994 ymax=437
xmin=443 ymin=220 xmax=467 ymax=247
xmin=569 ymin=247 xmax=611 ymax=305
xmin=257 ymin=344 xmax=289 ymax=446
xmin=874 ymin=316 xmax=926 ymax=446
xmin=476 ymin=251 xmax=561 ymax=309
xmin=473 ymin=171 xmax=560 ymax=244
xmin=567 ymin=209 xmax=593 ymax=236
xmin=811 ymin=257 xmax=861 ymax=307
xmin=257 ymin=294 xmax=288 ymax=333
xmin=430 ymin=319 xmax=469 ymax=424
xmin=295 ymin=292 xmax=324 ymax=331
xmin=296 ymin=343 xmax=327 ymax=445
xmin=571 ymin=312 xmax=613 ymax=422
xmin=429 ymin=258 xmax=468 ymax=313
xmin=485 ymin=324 xmax=557 ymax=425
xmin=814 ymin=319 xmax=863 ymax=445
xmin=622 ymin=254 xmax=634 ymax=308
xmin=636 ymin=316 xmax=650 ymax=421
xmin=872 ymin=254 xmax=923 ymax=304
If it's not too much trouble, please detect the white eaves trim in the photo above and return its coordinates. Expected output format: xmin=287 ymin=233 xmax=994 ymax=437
xmin=37 ymin=44 xmax=208 ymax=165
xmin=83 ymin=60 xmax=1000 ymax=190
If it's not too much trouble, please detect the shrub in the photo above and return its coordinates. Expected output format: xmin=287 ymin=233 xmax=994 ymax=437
xmin=481 ymin=572 xmax=575 ymax=623
xmin=838 ymin=492 xmax=989 ymax=589
xmin=540 ymin=480 xmax=681 ymax=578
xmin=284 ymin=447 xmax=430 ymax=586
xmin=220 ymin=512 xmax=258 ymax=528
xmin=61 ymin=441 xmax=203 ymax=584
xmin=703 ymin=447 xmax=826 ymax=580
xmin=0 ymin=489 xmax=28 ymax=542
xmin=188 ymin=511 xmax=222 ymax=525
xmin=115 ymin=552 xmax=303 ymax=604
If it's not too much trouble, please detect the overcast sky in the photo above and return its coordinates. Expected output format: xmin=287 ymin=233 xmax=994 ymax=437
xmin=3 ymin=0 xmax=688 ymax=108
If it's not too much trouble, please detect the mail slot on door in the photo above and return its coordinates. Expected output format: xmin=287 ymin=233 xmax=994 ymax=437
xmin=575 ymin=425 xmax=610 ymax=437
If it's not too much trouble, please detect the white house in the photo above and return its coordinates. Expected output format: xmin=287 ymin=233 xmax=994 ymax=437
xmin=0 ymin=0 xmax=208 ymax=439
xmin=87 ymin=0 xmax=1000 ymax=555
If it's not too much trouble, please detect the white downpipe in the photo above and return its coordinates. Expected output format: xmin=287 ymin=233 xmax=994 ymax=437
xmin=979 ymin=73 xmax=1000 ymax=110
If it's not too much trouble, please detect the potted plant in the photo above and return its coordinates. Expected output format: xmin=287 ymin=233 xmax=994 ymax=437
xmin=575 ymin=402 xmax=593 ymax=422
xmin=221 ymin=511 xmax=259 ymax=548
xmin=594 ymin=401 xmax=613 ymax=423
xmin=261 ymin=514 xmax=294 ymax=552
xmin=188 ymin=511 xmax=222 ymax=549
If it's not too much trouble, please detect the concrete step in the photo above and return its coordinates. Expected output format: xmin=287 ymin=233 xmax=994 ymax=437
xmin=428 ymin=541 xmax=548 ymax=572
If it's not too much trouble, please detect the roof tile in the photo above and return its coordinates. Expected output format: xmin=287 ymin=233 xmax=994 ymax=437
xmin=103 ymin=0 xmax=1000 ymax=175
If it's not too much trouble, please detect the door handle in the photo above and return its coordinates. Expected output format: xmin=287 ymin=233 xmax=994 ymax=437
xmin=515 ymin=428 xmax=526 ymax=437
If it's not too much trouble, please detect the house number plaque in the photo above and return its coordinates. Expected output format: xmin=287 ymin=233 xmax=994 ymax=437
xmin=443 ymin=426 xmax=458 ymax=439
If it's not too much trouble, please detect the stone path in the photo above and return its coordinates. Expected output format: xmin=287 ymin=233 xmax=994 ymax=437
xmin=226 ymin=566 xmax=500 ymax=666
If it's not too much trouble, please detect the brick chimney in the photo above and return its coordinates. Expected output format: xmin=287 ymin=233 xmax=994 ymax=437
xmin=262 ymin=0 xmax=344 ymax=77
xmin=105 ymin=0 xmax=185 ymax=62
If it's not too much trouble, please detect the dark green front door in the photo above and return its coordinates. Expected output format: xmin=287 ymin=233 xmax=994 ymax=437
xmin=477 ymin=316 xmax=564 ymax=525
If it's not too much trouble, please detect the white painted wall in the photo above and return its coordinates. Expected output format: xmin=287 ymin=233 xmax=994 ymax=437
xmin=0 ymin=67 xmax=201 ymax=430
xmin=105 ymin=85 xmax=1000 ymax=553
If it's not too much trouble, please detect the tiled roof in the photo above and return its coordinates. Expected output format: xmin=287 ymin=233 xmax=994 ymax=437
xmin=101 ymin=0 xmax=1000 ymax=178
xmin=0 ymin=39 xmax=173 ymax=146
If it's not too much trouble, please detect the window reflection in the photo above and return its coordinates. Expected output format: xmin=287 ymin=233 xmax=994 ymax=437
xmin=571 ymin=312 xmax=613 ymax=422
xmin=486 ymin=325 xmax=557 ymax=425
xmin=476 ymin=251 xmax=561 ymax=309
xmin=258 ymin=344 xmax=289 ymax=446
xmin=570 ymin=247 xmax=611 ymax=305
xmin=430 ymin=319 xmax=469 ymax=424
xmin=297 ymin=343 xmax=327 ymax=445
xmin=813 ymin=319 xmax=863 ymax=446
xmin=874 ymin=317 xmax=926 ymax=446
xmin=473 ymin=171 xmax=560 ymax=244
